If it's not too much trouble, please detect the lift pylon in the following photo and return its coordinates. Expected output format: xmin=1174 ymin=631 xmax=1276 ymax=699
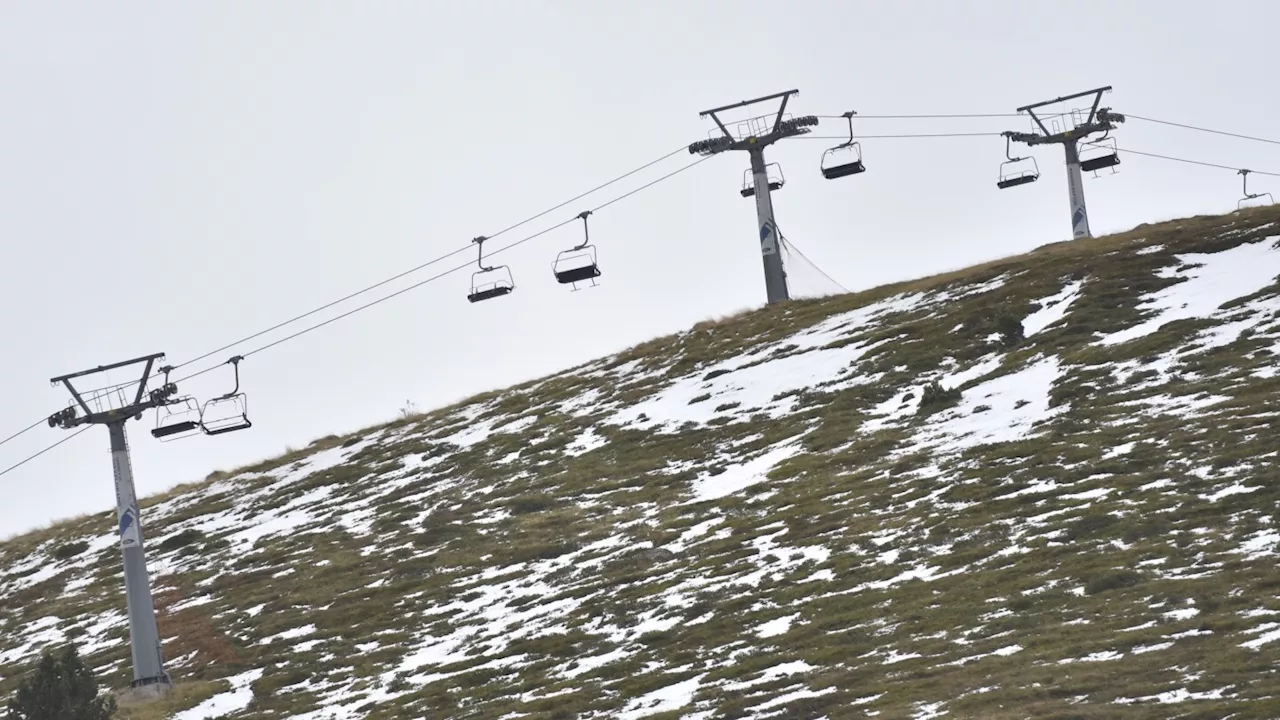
xmin=1003 ymin=86 xmax=1125 ymax=239
xmin=553 ymin=210 xmax=601 ymax=289
xmin=688 ymin=89 xmax=819 ymax=305
xmin=48 ymin=353 xmax=176 ymax=696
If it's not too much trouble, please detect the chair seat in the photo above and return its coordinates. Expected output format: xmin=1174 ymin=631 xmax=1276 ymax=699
xmin=997 ymin=174 xmax=1038 ymax=189
xmin=1080 ymin=154 xmax=1119 ymax=172
xmin=822 ymin=161 xmax=865 ymax=179
xmin=555 ymin=265 xmax=601 ymax=284
xmin=468 ymin=285 xmax=513 ymax=302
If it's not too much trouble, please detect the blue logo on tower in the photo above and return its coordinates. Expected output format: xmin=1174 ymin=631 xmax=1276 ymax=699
xmin=1072 ymin=207 xmax=1087 ymax=233
xmin=119 ymin=507 xmax=140 ymax=549
xmin=760 ymin=220 xmax=778 ymax=255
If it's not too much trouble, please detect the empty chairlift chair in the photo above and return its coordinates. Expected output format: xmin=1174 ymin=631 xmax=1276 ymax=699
xmin=553 ymin=211 xmax=601 ymax=289
xmin=1079 ymin=136 xmax=1120 ymax=175
xmin=467 ymin=235 xmax=515 ymax=303
xmin=741 ymin=163 xmax=785 ymax=198
xmin=819 ymin=110 xmax=867 ymax=180
xmin=149 ymin=365 xmax=203 ymax=440
xmin=151 ymin=396 xmax=204 ymax=441
xmin=1238 ymin=169 xmax=1274 ymax=210
xmin=997 ymin=133 xmax=1040 ymax=189
xmin=200 ymin=355 xmax=252 ymax=436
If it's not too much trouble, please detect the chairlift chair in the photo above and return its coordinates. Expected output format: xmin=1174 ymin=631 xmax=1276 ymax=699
xmin=151 ymin=396 xmax=204 ymax=441
xmin=467 ymin=235 xmax=515 ymax=302
xmin=200 ymin=355 xmax=252 ymax=436
xmin=1079 ymin=135 xmax=1120 ymax=175
xmin=820 ymin=110 xmax=866 ymax=180
xmin=996 ymin=133 xmax=1040 ymax=189
xmin=1238 ymin=169 xmax=1275 ymax=210
xmin=740 ymin=163 xmax=785 ymax=198
xmin=553 ymin=211 xmax=601 ymax=289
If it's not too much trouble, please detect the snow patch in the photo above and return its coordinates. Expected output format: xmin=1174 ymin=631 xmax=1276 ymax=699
xmin=1097 ymin=236 xmax=1280 ymax=346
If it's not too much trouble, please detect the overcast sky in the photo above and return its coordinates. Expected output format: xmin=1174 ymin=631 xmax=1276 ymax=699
xmin=2 ymin=0 xmax=1278 ymax=538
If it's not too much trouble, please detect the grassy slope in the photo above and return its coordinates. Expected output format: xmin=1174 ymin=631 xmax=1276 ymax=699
xmin=2 ymin=206 xmax=1279 ymax=719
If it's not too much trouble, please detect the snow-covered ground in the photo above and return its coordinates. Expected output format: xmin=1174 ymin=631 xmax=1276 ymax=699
xmin=2 ymin=226 xmax=1278 ymax=717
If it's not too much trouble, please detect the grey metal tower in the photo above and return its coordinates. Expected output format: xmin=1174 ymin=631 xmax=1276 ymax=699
xmin=1004 ymin=86 xmax=1125 ymax=239
xmin=48 ymin=353 xmax=177 ymax=697
xmin=689 ymin=89 xmax=819 ymax=304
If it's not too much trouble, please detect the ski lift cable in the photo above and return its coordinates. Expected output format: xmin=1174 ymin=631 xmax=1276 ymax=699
xmin=799 ymin=132 xmax=1005 ymax=140
xmin=1121 ymin=148 xmax=1280 ymax=177
xmin=0 ymin=153 xmax=716 ymax=478
xmin=6 ymin=126 xmax=1277 ymax=459
xmin=0 ymin=418 xmax=46 ymax=452
xmin=74 ymin=144 xmax=693 ymax=401
xmin=167 ymin=154 xmax=717 ymax=387
xmin=807 ymin=110 xmax=1280 ymax=147
xmin=0 ymin=427 xmax=93 ymax=479
xmin=75 ymin=122 xmax=1254 ymax=401
xmin=813 ymin=112 xmax=1068 ymax=120
xmin=1124 ymin=115 xmax=1280 ymax=147
xmin=0 ymin=143 xmax=700 ymax=457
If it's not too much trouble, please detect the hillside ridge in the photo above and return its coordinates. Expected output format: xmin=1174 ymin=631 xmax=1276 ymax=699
xmin=3 ymin=206 xmax=1280 ymax=719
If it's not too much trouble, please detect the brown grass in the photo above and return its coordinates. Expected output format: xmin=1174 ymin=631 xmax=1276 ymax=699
xmin=113 ymin=680 xmax=228 ymax=720
xmin=153 ymin=586 xmax=242 ymax=671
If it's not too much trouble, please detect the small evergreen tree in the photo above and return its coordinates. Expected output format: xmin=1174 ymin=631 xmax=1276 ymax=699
xmin=4 ymin=644 xmax=116 ymax=720
xmin=995 ymin=312 xmax=1025 ymax=347
xmin=917 ymin=380 xmax=962 ymax=414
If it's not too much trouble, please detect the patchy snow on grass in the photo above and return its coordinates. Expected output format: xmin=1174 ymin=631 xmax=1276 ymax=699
xmin=606 ymin=339 xmax=883 ymax=431
xmin=565 ymin=426 xmax=608 ymax=457
xmin=1058 ymin=650 xmax=1124 ymax=664
xmin=0 ymin=616 xmax=64 ymax=666
xmin=754 ymin=684 xmax=838 ymax=712
xmin=1023 ymin=280 xmax=1084 ymax=336
xmin=223 ymin=485 xmax=337 ymax=553
xmin=605 ymin=292 xmax=937 ymax=432
xmin=1234 ymin=529 xmax=1279 ymax=560
xmin=1114 ymin=685 xmax=1235 ymax=704
xmin=721 ymin=660 xmax=816 ymax=691
xmin=616 ymin=674 xmax=703 ymax=719
xmin=662 ymin=517 xmax=725 ymax=554
xmin=909 ymin=356 xmax=1063 ymax=453
xmin=1200 ymin=483 xmax=1261 ymax=502
xmin=686 ymin=442 xmax=803 ymax=504
xmin=171 ymin=668 xmax=265 ymax=720
xmin=259 ymin=623 xmax=317 ymax=645
xmin=755 ymin=613 xmax=798 ymax=638
xmin=1240 ymin=623 xmax=1280 ymax=650
xmin=1097 ymin=236 xmax=1280 ymax=347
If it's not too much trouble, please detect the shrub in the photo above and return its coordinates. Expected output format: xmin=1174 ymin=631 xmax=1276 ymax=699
xmin=4 ymin=644 xmax=116 ymax=719
xmin=918 ymin=380 xmax=962 ymax=414
xmin=53 ymin=541 xmax=89 ymax=562
xmin=1084 ymin=569 xmax=1142 ymax=595
xmin=996 ymin=312 xmax=1025 ymax=346
xmin=158 ymin=529 xmax=205 ymax=553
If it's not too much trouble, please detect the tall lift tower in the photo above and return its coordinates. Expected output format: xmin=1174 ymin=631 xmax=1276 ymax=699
xmin=689 ymin=89 xmax=819 ymax=304
xmin=1005 ymin=86 xmax=1125 ymax=239
xmin=47 ymin=353 xmax=178 ymax=697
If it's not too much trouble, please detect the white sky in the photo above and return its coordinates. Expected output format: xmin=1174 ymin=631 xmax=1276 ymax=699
xmin=2 ymin=0 xmax=1278 ymax=538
